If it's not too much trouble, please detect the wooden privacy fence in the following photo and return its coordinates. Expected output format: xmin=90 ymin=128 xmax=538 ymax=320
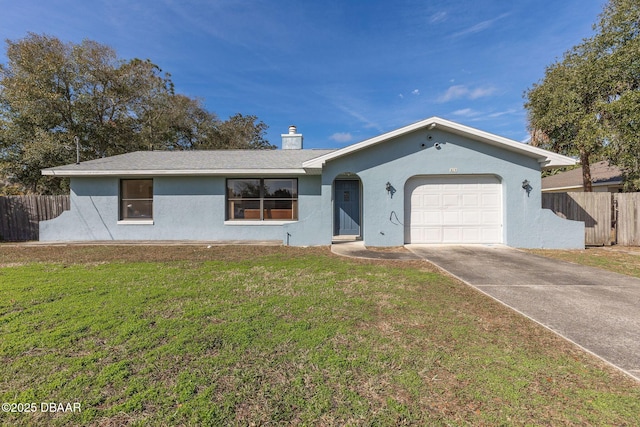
xmin=542 ymin=192 xmax=640 ymax=246
xmin=0 ymin=195 xmax=70 ymax=241
xmin=542 ymin=192 xmax=612 ymax=246
xmin=615 ymin=193 xmax=640 ymax=246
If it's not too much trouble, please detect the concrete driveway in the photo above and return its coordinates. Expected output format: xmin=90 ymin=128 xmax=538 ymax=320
xmin=406 ymin=244 xmax=640 ymax=382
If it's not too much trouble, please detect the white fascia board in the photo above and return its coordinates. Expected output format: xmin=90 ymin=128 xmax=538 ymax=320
xmin=538 ymin=154 xmax=578 ymax=169
xmin=303 ymin=167 xmax=323 ymax=174
xmin=542 ymin=180 xmax=623 ymax=192
xmin=541 ymin=185 xmax=583 ymax=192
xmin=41 ymin=168 xmax=311 ymax=177
xmin=302 ymin=116 xmax=577 ymax=169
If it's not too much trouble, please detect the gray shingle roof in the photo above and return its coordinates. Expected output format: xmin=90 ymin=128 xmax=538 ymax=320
xmin=542 ymin=161 xmax=623 ymax=190
xmin=42 ymin=149 xmax=336 ymax=176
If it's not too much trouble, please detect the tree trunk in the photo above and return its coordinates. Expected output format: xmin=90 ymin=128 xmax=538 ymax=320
xmin=580 ymin=150 xmax=593 ymax=192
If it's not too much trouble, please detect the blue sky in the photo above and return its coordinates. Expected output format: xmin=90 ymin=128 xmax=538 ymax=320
xmin=1 ymin=0 xmax=606 ymax=149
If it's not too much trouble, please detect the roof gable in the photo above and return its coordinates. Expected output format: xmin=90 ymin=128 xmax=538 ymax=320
xmin=302 ymin=117 xmax=576 ymax=170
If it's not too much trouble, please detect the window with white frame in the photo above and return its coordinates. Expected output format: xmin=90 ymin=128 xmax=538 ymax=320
xmin=227 ymin=178 xmax=298 ymax=220
xmin=120 ymin=179 xmax=153 ymax=220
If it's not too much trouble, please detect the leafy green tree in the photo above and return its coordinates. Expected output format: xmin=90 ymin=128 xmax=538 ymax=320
xmin=525 ymin=0 xmax=640 ymax=191
xmin=138 ymin=93 xmax=219 ymax=151
xmin=211 ymin=113 xmax=272 ymax=150
xmin=0 ymin=33 xmax=273 ymax=194
xmin=525 ymin=38 xmax=609 ymax=191
xmin=592 ymin=0 xmax=640 ymax=190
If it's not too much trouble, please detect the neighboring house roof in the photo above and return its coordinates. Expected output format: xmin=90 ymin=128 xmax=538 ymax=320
xmin=41 ymin=149 xmax=336 ymax=177
xmin=542 ymin=161 xmax=623 ymax=192
xmin=303 ymin=117 xmax=577 ymax=170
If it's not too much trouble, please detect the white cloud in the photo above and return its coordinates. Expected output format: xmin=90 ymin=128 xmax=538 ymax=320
xmin=488 ymin=109 xmax=517 ymax=118
xmin=330 ymin=132 xmax=353 ymax=143
xmin=336 ymin=104 xmax=382 ymax=131
xmin=450 ymin=108 xmax=520 ymax=123
xmin=399 ymin=90 xmax=419 ymax=98
xmin=429 ymin=11 xmax=447 ymax=24
xmin=438 ymin=84 xmax=496 ymax=102
xmin=450 ymin=13 xmax=510 ymax=38
xmin=438 ymin=85 xmax=469 ymax=102
xmin=469 ymin=86 xmax=496 ymax=99
xmin=452 ymin=108 xmax=479 ymax=117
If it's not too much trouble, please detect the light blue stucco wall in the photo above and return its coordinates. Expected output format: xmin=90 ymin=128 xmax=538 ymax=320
xmin=319 ymin=127 xmax=583 ymax=248
xmin=40 ymin=175 xmax=325 ymax=244
xmin=40 ymin=126 xmax=584 ymax=248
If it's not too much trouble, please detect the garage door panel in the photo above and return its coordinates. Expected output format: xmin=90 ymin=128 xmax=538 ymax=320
xmin=405 ymin=176 xmax=502 ymax=244
xmin=482 ymin=193 xmax=500 ymax=206
xmin=462 ymin=228 xmax=481 ymax=242
xmin=461 ymin=194 xmax=478 ymax=207
xmin=442 ymin=211 xmax=461 ymax=225
xmin=423 ymin=211 xmax=441 ymax=224
xmin=442 ymin=194 xmax=458 ymax=206
xmin=423 ymin=194 xmax=440 ymax=206
xmin=461 ymin=183 xmax=481 ymax=191
xmin=424 ymin=228 xmax=443 ymax=242
xmin=462 ymin=211 xmax=481 ymax=224
xmin=481 ymin=211 xmax=500 ymax=224
xmin=483 ymin=228 xmax=501 ymax=242
xmin=443 ymin=228 xmax=461 ymax=242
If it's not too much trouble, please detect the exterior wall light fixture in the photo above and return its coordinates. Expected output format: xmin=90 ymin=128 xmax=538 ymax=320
xmin=386 ymin=182 xmax=396 ymax=198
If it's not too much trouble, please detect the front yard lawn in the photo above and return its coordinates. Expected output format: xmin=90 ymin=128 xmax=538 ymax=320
xmin=1 ymin=245 xmax=639 ymax=426
xmin=529 ymin=246 xmax=640 ymax=278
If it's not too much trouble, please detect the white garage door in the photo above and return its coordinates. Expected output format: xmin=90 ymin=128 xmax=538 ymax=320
xmin=405 ymin=175 xmax=502 ymax=244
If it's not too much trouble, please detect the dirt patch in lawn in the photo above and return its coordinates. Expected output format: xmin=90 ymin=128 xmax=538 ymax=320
xmin=0 ymin=244 xmax=438 ymax=272
xmin=0 ymin=244 xmax=322 ymax=265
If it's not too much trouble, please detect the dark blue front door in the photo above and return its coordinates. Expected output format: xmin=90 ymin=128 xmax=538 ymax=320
xmin=334 ymin=180 xmax=360 ymax=235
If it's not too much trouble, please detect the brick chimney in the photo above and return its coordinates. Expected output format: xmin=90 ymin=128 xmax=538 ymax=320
xmin=281 ymin=125 xmax=303 ymax=150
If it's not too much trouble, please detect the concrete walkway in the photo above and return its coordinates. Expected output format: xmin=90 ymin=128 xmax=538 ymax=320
xmin=331 ymin=240 xmax=421 ymax=260
xmin=332 ymin=241 xmax=640 ymax=381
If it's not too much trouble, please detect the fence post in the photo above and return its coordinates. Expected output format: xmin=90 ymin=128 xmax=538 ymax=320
xmin=612 ymin=195 xmax=618 ymax=245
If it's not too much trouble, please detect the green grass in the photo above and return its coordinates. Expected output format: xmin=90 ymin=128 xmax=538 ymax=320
xmin=1 ymin=246 xmax=639 ymax=426
xmin=528 ymin=246 xmax=640 ymax=278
